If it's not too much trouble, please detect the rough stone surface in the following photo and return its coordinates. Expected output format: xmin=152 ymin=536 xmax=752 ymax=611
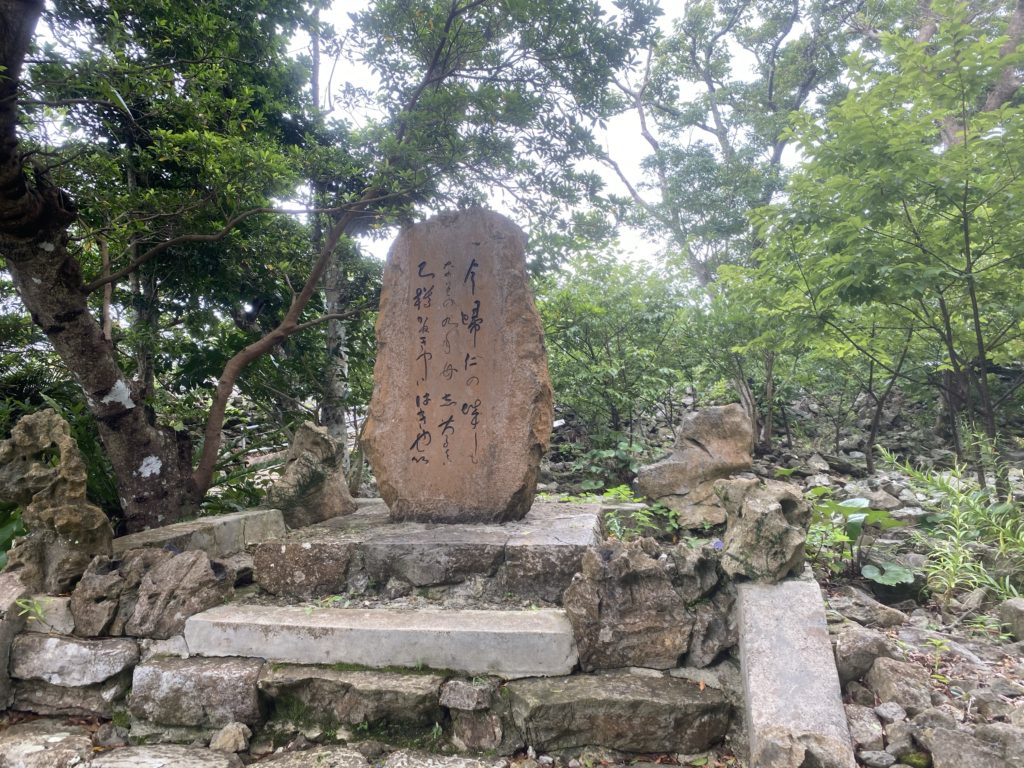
xmin=845 ymin=704 xmax=884 ymax=751
xmin=829 ymin=586 xmax=907 ymax=628
xmin=864 ymin=657 xmax=932 ymax=716
xmin=0 ymin=409 xmax=112 ymax=593
xmin=452 ymin=711 xmax=504 ymax=752
xmin=70 ymin=548 xmax=174 ymax=637
xmin=0 ymin=570 xmax=29 ymax=708
xmin=256 ymin=747 xmax=370 ymax=767
xmin=9 ymin=633 xmax=138 ymax=686
xmin=563 ymin=539 xmax=693 ymax=671
xmin=0 ymin=719 xmax=93 ymax=768
xmin=185 ymin=604 xmax=577 ymax=678
xmin=254 ymin=533 xmax=355 ymax=599
xmin=916 ymin=727 xmax=1012 ymax=768
xmin=265 ymin=422 xmax=357 ymax=527
xmin=685 ymin=587 xmax=737 ymax=668
xmin=209 ymin=723 xmax=251 ymax=753
xmin=833 ymin=623 xmax=901 ymax=684
xmin=112 ymin=508 xmax=285 ymax=557
xmin=258 ymin=664 xmax=444 ymax=725
xmin=719 ymin=478 xmax=811 ymax=582
xmin=21 ymin=594 xmax=75 ymax=635
xmin=998 ymin=597 xmax=1024 ymax=641
xmin=667 ymin=543 xmax=721 ymax=603
xmin=737 ymin=579 xmax=856 ymax=768
xmin=635 ymin=404 xmax=753 ymax=527
xmin=363 ymin=209 xmax=553 ymax=524
xmin=441 ymin=678 xmax=496 ymax=711
xmin=505 ymin=671 xmax=731 ymax=753
xmin=88 ymin=745 xmax=244 ymax=768
xmin=130 ymin=656 xmax=264 ymax=727
xmin=125 ymin=550 xmax=235 ymax=639
xmin=258 ymin=501 xmax=600 ymax=602
xmin=383 ymin=753 xmax=504 ymax=768
xmin=12 ymin=672 xmax=131 ymax=717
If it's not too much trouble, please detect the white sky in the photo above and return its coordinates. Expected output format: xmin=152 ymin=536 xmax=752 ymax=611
xmin=319 ymin=0 xmax=684 ymax=264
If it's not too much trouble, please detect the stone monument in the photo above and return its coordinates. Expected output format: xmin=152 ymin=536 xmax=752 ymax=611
xmin=363 ymin=209 xmax=553 ymax=523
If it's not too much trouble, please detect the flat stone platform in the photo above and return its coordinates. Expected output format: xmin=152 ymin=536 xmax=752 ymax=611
xmin=113 ymin=508 xmax=286 ymax=557
xmin=184 ymin=604 xmax=578 ymax=679
xmin=253 ymin=500 xmax=602 ymax=603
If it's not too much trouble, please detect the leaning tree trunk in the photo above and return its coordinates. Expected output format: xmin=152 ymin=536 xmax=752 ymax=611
xmin=0 ymin=0 xmax=198 ymax=531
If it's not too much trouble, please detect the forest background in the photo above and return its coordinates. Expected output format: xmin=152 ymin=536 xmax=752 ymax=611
xmin=1 ymin=0 xmax=1022 ymax=544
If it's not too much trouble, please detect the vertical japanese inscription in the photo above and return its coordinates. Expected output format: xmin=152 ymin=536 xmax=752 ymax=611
xmin=407 ymin=249 xmax=486 ymax=467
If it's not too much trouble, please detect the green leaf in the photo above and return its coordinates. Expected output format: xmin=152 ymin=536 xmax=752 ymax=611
xmin=861 ymin=562 xmax=915 ymax=586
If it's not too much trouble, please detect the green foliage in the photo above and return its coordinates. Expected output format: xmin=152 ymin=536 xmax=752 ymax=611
xmin=881 ymin=447 xmax=1024 ymax=603
xmin=806 ymin=489 xmax=908 ymax=584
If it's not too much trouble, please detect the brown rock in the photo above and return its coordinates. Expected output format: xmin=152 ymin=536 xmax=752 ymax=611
xmin=70 ymin=548 xmax=176 ymax=637
xmin=0 ymin=409 xmax=112 ymax=592
xmin=253 ymin=534 xmax=355 ymax=599
xmin=563 ymin=540 xmax=693 ymax=670
xmin=635 ymin=405 xmax=753 ymax=527
xmin=363 ymin=209 xmax=553 ymax=524
xmin=718 ymin=477 xmax=810 ymax=582
xmin=266 ymin=422 xmax=356 ymax=527
xmin=125 ymin=550 xmax=234 ymax=639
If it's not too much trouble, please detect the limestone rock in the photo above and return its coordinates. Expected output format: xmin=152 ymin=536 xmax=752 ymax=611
xmin=865 ymin=657 xmax=933 ymax=716
xmin=0 ymin=570 xmax=29 ymax=709
xmin=266 ymin=422 xmax=357 ymax=527
xmin=685 ymin=587 xmax=737 ymax=668
xmin=0 ymin=719 xmax=93 ymax=768
xmin=130 ymin=656 xmax=264 ymax=727
xmin=0 ymin=409 xmax=112 ymax=593
xmin=666 ymin=542 xmax=721 ymax=602
xmin=635 ymin=404 xmax=753 ymax=527
xmin=125 ymin=550 xmax=235 ymax=639
xmin=88 ymin=745 xmax=244 ymax=768
xmin=717 ymin=477 xmax=810 ymax=582
xmin=382 ymin=753 xmax=503 ymax=768
xmin=563 ymin=539 xmax=693 ymax=670
xmin=452 ymin=710 xmax=504 ymax=751
xmin=257 ymin=664 xmax=443 ymax=726
xmin=209 ymin=722 xmax=252 ymax=753
xmin=916 ymin=727 xmax=1012 ymax=768
xmin=505 ymin=671 xmax=731 ymax=753
xmin=829 ymin=585 xmax=907 ymax=628
xmin=441 ymin=678 xmax=497 ymax=711
xmin=10 ymin=634 xmax=137 ymax=688
xmin=833 ymin=623 xmax=901 ymax=684
xmin=845 ymin=703 xmax=884 ymax=751
xmin=257 ymin=746 xmax=370 ymax=767
xmin=998 ymin=597 xmax=1024 ymax=641
xmin=70 ymin=548 xmax=173 ymax=636
xmin=13 ymin=672 xmax=131 ymax=717
xmin=363 ymin=209 xmax=553 ymax=524
xmin=253 ymin=534 xmax=355 ymax=599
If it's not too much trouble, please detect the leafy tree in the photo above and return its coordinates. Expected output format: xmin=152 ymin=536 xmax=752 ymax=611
xmin=755 ymin=0 xmax=1024 ymax=475
xmin=0 ymin=0 xmax=659 ymax=530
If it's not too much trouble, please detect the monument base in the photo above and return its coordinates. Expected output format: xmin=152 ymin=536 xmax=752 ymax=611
xmin=252 ymin=499 xmax=602 ymax=604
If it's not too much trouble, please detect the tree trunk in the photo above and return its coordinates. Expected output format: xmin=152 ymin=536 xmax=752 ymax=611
xmin=0 ymin=1 xmax=198 ymax=531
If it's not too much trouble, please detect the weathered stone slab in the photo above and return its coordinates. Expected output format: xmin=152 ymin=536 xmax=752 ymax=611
xmin=0 ymin=719 xmax=94 ymax=768
xmin=258 ymin=664 xmax=443 ymax=725
xmin=363 ymin=209 xmax=553 ymax=524
xmin=737 ymin=579 xmax=856 ymax=768
xmin=88 ymin=745 xmax=243 ymax=768
xmin=13 ymin=672 xmax=130 ymax=717
xmin=256 ymin=746 xmax=369 ymax=767
xmin=112 ymin=508 xmax=285 ymax=557
xmin=185 ymin=604 xmax=577 ymax=678
xmin=130 ymin=656 xmax=264 ymax=727
xmin=505 ymin=670 xmax=731 ymax=753
xmin=254 ymin=500 xmax=600 ymax=601
xmin=10 ymin=633 xmax=138 ymax=686
xmin=0 ymin=570 xmax=29 ymax=708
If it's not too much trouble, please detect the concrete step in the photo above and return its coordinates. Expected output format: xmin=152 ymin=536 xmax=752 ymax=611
xmin=184 ymin=604 xmax=577 ymax=679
